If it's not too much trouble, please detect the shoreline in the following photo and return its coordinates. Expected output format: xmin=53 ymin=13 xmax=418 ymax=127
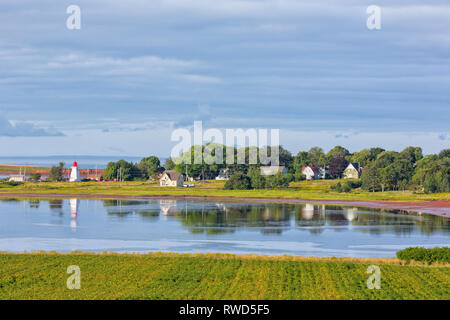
xmin=0 ymin=192 xmax=449 ymax=218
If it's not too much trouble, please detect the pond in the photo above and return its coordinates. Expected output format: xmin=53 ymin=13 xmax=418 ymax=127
xmin=0 ymin=198 xmax=448 ymax=257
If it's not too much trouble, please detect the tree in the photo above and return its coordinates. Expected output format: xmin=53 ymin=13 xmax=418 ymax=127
xmin=247 ymin=168 xmax=265 ymax=189
xmin=164 ymin=157 xmax=176 ymax=170
xmin=438 ymin=149 xmax=450 ymax=159
xmin=400 ymin=146 xmax=423 ymax=164
xmin=265 ymin=172 xmax=289 ymax=189
xmin=307 ymin=147 xmax=325 ymax=167
xmin=224 ymin=172 xmax=251 ymax=190
xmin=361 ymin=162 xmax=379 ymax=192
xmin=49 ymin=162 xmax=64 ymax=182
xmin=293 ymin=151 xmax=308 ymax=174
xmin=138 ymin=156 xmax=162 ymax=180
xmin=350 ymin=149 xmax=370 ymax=167
xmin=103 ymin=160 xmax=136 ymax=181
xmin=328 ymin=157 xmax=348 ymax=179
xmin=326 ymin=146 xmax=350 ymax=163
xmin=29 ymin=173 xmax=41 ymax=182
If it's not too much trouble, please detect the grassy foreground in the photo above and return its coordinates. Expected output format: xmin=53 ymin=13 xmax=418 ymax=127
xmin=0 ymin=179 xmax=449 ymax=202
xmin=0 ymin=253 xmax=449 ymax=300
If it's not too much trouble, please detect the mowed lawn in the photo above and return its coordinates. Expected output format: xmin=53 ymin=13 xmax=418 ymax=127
xmin=0 ymin=253 xmax=448 ymax=300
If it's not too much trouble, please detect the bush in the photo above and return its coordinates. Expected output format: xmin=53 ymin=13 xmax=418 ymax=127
xmin=5 ymin=181 xmax=24 ymax=186
xmin=396 ymin=247 xmax=450 ymax=264
xmin=293 ymin=173 xmax=306 ymax=181
xmin=224 ymin=172 xmax=252 ymax=190
xmin=265 ymin=173 xmax=290 ymax=189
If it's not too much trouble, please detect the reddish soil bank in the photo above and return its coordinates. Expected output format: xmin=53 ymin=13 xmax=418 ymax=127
xmin=0 ymin=193 xmax=448 ymax=218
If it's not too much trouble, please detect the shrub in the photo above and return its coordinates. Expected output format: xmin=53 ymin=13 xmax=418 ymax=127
xmin=265 ymin=173 xmax=289 ymax=189
xmin=224 ymin=172 xmax=252 ymax=190
xmin=396 ymin=247 xmax=450 ymax=264
xmin=0 ymin=181 xmax=24 ymax=187
xmin=293 ymin=173 xmax=306 ymax=181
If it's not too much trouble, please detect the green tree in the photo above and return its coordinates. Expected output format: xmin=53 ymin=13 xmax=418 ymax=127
xmin=29 ymin=173 xmax=41 ymax=182
xmin=265 ymin=172 xmax=289 ymax=189
xmin=163 ymin=157 xmax=176 ymax=170
xmin=103 ymin=160 xmax=136 ymax=181
xmin=138 ymin=156 xmax=162 ymax=180
xmin=307 ymin=147 xmax=325 ymax=167
xmin=361 ymin=162 xmax=379 ymax=192
xmin=224 ymin=172 xmax=252 ymax=190
xmin=326 ymin=146 xmax=350 ymax=163
xmin=293 ymin=151 xmax=308 ymax=174
xmin=49 ymin=162 xmax=64 ymax=182
xmin=247 ymin=168 xmax=266 ymax=189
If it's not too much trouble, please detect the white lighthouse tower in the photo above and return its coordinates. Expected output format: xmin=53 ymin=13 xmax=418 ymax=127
xmin=69 ymin=161 xmax=81 ymax=182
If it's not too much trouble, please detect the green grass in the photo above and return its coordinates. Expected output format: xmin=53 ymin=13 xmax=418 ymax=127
xmin=0 ymin=179 xmax=448 ymax=202
xmin=0 ymin=253 xmax=448 ymax=300
xmin=0 ymin=164 xmax=48 ymax=175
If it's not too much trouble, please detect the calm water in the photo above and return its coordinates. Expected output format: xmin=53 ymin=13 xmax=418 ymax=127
xmin=0 ymin=198 xmax=448 ymax=257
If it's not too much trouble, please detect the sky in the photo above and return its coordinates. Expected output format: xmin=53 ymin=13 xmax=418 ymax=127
xmin=0 ymin=0 xmax=449 ymax=157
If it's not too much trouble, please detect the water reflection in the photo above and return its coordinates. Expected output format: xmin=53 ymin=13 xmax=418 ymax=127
xmin=1 ymin=198 xmax=448 ymax=257
xmin=14 ymin=198 xmax=449 ymax=236
xmin=99 ymin=199 xmax=449 ymax=236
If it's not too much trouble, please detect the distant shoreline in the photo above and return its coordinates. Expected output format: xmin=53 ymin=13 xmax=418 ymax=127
xmin=0 ymin=192 xmax=448 ymax=218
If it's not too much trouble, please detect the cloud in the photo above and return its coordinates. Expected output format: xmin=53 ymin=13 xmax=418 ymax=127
xmin=0 ymin=115 xmax=64 ymax=137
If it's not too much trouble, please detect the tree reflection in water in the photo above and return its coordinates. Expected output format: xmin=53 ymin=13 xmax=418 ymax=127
xmin=99 ymin=199 xmax=449 ymax=236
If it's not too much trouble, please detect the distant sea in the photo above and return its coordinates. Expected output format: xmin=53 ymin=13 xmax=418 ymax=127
xmin=0 ymin=156 xmax=164 ymax=169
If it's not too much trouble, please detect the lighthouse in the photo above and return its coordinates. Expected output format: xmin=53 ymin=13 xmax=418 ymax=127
xmin=69 ymin=161 xmax=81 ymax=182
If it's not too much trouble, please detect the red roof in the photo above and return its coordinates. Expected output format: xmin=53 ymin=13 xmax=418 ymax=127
xmin=302 ymin=166 xmax=320 ymax=173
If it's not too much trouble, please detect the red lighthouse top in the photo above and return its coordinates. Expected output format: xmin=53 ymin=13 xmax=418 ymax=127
xmin=73 ymin=161 xmax=78 ymax=167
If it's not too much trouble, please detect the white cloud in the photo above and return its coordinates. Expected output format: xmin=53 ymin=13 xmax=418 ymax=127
xmin=0 ymin=115 xmax=64 ymax=137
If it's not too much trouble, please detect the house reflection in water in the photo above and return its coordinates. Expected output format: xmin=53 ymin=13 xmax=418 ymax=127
xmin=70 ymin=198 xmax=78 ymax=231
xmin=343 ymin=208 xmax=359 ymax=222
xmin=159 ymin=199 xmax=181 ymax=216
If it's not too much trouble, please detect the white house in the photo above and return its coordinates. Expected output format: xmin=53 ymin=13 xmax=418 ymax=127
xmin=8 ymin=174 xmax=25 ymax=182
xmin=160 ymin=170 xmax=184 ymax=187
xmin=302 ymin=166 xmax=320 ymax=180
xmin=215 ymin=168 xmax=231 ymax=180
xmin=260 ymin=166 xmax=287 ymax=176
xmin=343 ymin=163 xmax=362 ymax=179
xmin=69 ymin=161 xmax=81 ymax=182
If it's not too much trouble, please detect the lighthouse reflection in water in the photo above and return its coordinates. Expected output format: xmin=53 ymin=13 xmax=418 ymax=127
xmin=70 ymin=198 xmax=78 ymax=232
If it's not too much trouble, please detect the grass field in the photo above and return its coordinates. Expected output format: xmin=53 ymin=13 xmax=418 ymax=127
xmin=0 ymin=179 xmax=449 ymax=202
xmin=0 ymin=164 xmax=48 ymax=175
xmin=0 ymin=253 xmax=448 ymax=300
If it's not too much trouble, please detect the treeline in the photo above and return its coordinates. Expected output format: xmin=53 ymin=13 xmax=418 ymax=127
xmin=103 ymin=156 xmax=168 ymax=181
xmin=360 ymin=148 xmax=449 ymax=193
xmin=224 ymin=170 xmax=293 ymax=190
xmin=173 ymin=144 xmax=449 ymax=193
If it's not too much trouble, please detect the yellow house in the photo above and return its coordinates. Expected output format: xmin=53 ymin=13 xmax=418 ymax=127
xmin=343 ymin=163 xmax=362 ymax=179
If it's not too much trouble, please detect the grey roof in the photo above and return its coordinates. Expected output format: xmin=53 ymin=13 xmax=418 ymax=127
xmin=163 ymin=170 xmax=182 ymax=181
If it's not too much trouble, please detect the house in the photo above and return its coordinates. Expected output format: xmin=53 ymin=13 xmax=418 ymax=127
xmin=343 ymin=163 xmax=362 ymax=179
xmin=302 ymin=166 xmax=320 ymax=180
xmin=215 ymin=168 xmax=231 ymax=180
xmin=160 ymin=170 xmax=184 ymax=187
xmin=8 ymin=174 xmax=25 ymax=182
xmin=318 ymin=167 xmax=328 ymax=179
xmin=260 ymin=166 xmax=287 ymax=176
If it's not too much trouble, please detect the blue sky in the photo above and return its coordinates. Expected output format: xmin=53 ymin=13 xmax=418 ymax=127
xmin=0 ymin=0 xmax=449 ymax=157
